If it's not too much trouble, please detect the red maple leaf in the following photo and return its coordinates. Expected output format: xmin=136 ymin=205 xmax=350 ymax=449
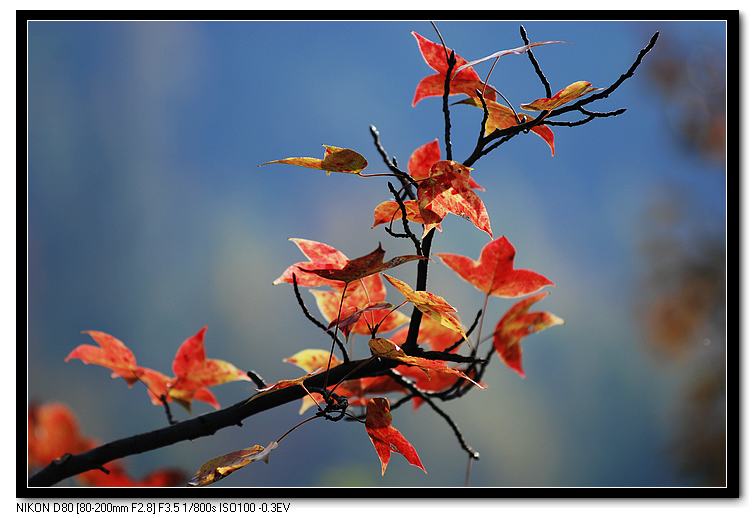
xmin=412 ymin=32 xmax=497 ymax=107
xmin=272 ymin=238 xmax=350 ymax=289
xmin=301 ymin=243 xmax=425 ymax=285
xmin=417 ymin=160 xmax=492 ymax=238
xmin=372 ymin=140 xmax=484 ymax=236
xmin=28 ymin=403 xmax=95 ymax=467
xmin=311 ymin=274 xmax=409 ymax=337
xmin=28 ymin=402 xmax=183 ymax=487
xmin=65 ymin=331 xmax=140 ymax=385
xmin=437 ymin=235 xmax=553 ymax=297
xmin=167 ymin=326 xmax=250 ymax=410
xmin=365 ymin=397 xmax=426 ymax=475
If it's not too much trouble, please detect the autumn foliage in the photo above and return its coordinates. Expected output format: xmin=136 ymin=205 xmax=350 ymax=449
xmin=28 ymin=22 xmax=657 ymax=488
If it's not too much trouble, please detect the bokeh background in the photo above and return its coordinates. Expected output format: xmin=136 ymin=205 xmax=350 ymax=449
xmin=27 ymin=20 xmax=727 ymax=487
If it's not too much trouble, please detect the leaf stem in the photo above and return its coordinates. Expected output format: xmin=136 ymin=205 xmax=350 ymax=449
xmin=323 ymin=283 xmax=348 ymax=389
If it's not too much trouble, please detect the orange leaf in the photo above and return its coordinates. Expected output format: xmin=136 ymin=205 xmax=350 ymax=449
xmin=257 ymin=370 xmax=320 ymax=395
xmin=261 ymin=145 xmax=367 ymax=175
xmin=79 ymin=463 xmax=185 ymax=487
xmin=28 ymin=403 xmax=95 ymax=467
xmin=437 ymin=235 xmax=553 ymax=298
xmin=520 ymin=81 xmax=601 ymax=112
xmin=168 ymin=326 xmax=249 ymax=410
xmin=28 ymin=403 xmax=183 ymax=487
xmin=301 ymin=243 xmax=426 ymax=284
xmin=411 ymin=32 xmax=497 ymax=107
xmin=65 ymin=331 xmax=140 ymax=385
xmin=458 ymin=97 xmax=556 ymax=156
xmin=273 ymin=238 xmax=349 ymax=289
xmin=365 ymin=397 xmax=426 ymax=476
xmin=417 ymin=160 xmax=492 ymax=238
xmin=368 ymin=338 xmax=482 ymax=388
xmin=310 ymin=274 xmax=409 ymax=336
xmin=283 ymin=348 xmax=342 ymax=373
xmin=383 ymin=274 xmax=467 ymax=338
xmin=372 ymin=200 xmax=441 ymax=236
xmin=188 ymin=441 xmax=278 ymax=487
xmin=408 ymin=139 xmax=484 ymax=190
xmin=493 ymin=291 xmax=564 ymax=377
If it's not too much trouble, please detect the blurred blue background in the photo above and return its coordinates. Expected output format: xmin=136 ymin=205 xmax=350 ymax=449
xmin=28 ymin=20 xmax=727 ymax=487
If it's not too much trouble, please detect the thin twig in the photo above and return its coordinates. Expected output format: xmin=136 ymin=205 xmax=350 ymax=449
xmin=520 ymin=25 xmax=552 ymax=98
xmin=369 ymin=125 xmax=417 ymax=199
xmin=430 ymin=21 xmax=449 ymax=61
xmin=388 ymin=372 xmax=480 ymax=461
xmin=291 ymin=274 xmax=349 ymax=362
xmin=387 ymin=182 xmax=422 ymax=255
xmin=442 ymin=50 xmax=457 ymax=161
xmin=444 ymin=309 xmax=483 ymax=353
xmin=246 ymin=370 xmax=267 ymax=390
xmin=463 ymin=31 xmax=659 ymax=168
xmin=323 ymin=284 xmax=348 ymax=389
xmin=158 ymin=395 xmax=177 ymax=426
xmin=275 ymin=415 xmax=321 ymax=444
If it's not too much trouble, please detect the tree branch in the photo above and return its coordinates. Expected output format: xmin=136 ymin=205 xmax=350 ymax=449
xmin=28 ymin=358 xmax=401 ymax=487
xmin=442 ymin=50 xmax=457 ymax=161
xmin=387 ymin=181 xmax=422 ymax=255
xmin=369 ymin=125 xmax=417 ymax=199
xmin=520 ymin=25 xmax=552 ymax=98
xmin=462 ymin=31 xmax=659 ymax=168
xmin=388 ymin=371 xmax=479 ymax=461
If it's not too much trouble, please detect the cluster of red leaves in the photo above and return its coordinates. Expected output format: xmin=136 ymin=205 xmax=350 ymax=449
xmin=437 ymin=236 xmax=563 ymax=376
xmin=274 ymin=239 xmax=422 ymax=338
xmin=411 ymin=31 xmax=497 ymax=107
xmin=49 ymin=28 xmax=580 ymax=486
xmin=65 ymin=326 xmax=249 ymax=411
xmin=28 ymin=403 xmax=183 ymax=487
xmin=373 ymin=140 xmax=491 ymax=238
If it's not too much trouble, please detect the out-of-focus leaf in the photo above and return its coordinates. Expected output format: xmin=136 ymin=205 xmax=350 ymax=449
xmin=29 ymin=403 xmax=183 ymax=487
xmin=79 ymin=463 xmax=185 ymax=487
xmin=28 ymin=403 xmax=95 ymax=467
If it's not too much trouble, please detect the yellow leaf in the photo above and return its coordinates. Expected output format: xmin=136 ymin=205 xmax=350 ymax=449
xmin=188 ymin=441 xmax=278 ymax=487
xmin=261 ymin=145 xmax=368 ymax=175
